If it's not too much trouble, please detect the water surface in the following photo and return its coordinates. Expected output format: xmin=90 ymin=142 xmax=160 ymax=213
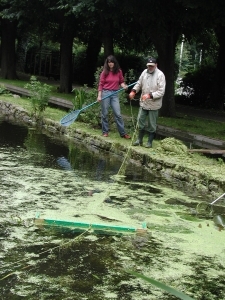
xmin=1 ymin=120 xmax=225 ymax=300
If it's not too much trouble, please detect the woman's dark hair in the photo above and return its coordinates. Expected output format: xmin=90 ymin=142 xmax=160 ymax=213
xmin=103 ymin=55 xmax=120 ymax=75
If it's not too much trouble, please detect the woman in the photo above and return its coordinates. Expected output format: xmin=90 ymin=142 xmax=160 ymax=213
xmin=97 ymin=55 xmax=131 ymax=139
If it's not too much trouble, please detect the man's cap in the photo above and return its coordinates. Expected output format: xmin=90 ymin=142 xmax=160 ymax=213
xmin=146 ymin=57 xmax=157 ymax=66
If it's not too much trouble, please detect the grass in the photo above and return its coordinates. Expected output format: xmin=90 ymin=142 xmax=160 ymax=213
xmin=0 ymin=76 xmax=75 ymax=102
xmin=157 ymin=114 xmax=225 ymax=140
xmin=1 ymin=76 xmax=225 ymax=142
xmin=122 ymin=102 xmax=225 ymax=141
xmin=0 ymin=78 xmax=28 ymax=88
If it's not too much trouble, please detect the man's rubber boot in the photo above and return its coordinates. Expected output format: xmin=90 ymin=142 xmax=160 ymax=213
xmin=145 ymin=132 xmax=155 ymax=148
xmin=133 ymin=130 xmax=145 ymax=146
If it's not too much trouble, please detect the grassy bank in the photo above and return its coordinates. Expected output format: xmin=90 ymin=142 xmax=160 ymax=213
xmin=0 ymin=76 xmax=225 ymax=142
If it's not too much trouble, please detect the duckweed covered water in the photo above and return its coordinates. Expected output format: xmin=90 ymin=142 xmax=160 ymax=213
xmin=1 ymin=120 xmax=225 ymax=300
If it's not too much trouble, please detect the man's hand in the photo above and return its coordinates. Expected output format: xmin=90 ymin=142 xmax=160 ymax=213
xmin=129 ymin=90 xmax=136 ymax=100
xmin=142 ymin=93 xmax=152 ymax=100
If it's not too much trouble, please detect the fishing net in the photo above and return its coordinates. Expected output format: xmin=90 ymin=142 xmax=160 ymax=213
xmin=60 ymin=110 xmax=80 ymax=126
xmin=196 ymin=202 xmax=213 ymax=216
xmin=196 ymin=193 xmax=225 ymax=217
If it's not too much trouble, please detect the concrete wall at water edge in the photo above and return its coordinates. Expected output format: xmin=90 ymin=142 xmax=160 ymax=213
xmin=1 ymin=100 xmax=225 ymax=198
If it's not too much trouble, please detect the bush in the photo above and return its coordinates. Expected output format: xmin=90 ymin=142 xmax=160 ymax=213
xmin=24 ymin=76 xmax=52 ymax=118
xmin=0 ymin=85 xmax=10 ymax=95
xmin=175 ymin=64 xmax=216 ymax=108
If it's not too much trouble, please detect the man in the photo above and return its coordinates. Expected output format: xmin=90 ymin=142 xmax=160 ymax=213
xmin=129 ymin=57 xmax=166 ymax=148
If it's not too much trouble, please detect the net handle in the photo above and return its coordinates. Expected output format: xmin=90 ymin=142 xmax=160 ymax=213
xmin=211 ymin=192 xmax=225 ymax=205
xmin=60 ymin=81 xmax=137 ymax=126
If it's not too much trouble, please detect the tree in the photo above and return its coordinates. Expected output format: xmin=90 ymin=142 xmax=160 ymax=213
xmin=1 ymin=0 xmax=224 ymax=113
xmin=46 ymin=0 xmax=93 ymax=92
xmin=83 ymin=27 xmax=102 ymax=87
xmin=120 ymin=0 xmax=189 ymax=117
xmin=0 ymin=0 xmax=21 ymax=79
xmin=178 ymin=0 xmax=225 ymax=110
xmin=212 ymin=25 xmax=225 ymax=110
xmin=58 ymin=16 xmax=75 ymax=93
xmin=0 ymin=0 xmax=54 ymax=79
xmin=0 ymin=18 xmax=17 ymax=79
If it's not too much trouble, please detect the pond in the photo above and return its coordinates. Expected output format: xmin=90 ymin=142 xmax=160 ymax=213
xmin=0 ymin=118 xmax=225 ymax=300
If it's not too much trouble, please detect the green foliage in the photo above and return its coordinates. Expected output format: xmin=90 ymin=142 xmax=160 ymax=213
xmin=0 ymin=85 xmax=10 ymax=95
xmin=72 ymin=47 xmax=145 ymax=86
xmin=175 ymin=29 xmax=218 ymax=79
xmin=218 ymin=158 xmax=224 ymax=165
xmin=175 ymin=64 xmax=215 ymax=108
xmin=175 ymin=38 xmax=196 ymax=77
xmin=124 ymin=68 xmax=136 ymax=84
xmin=70 ymin=67 xmax=102 ymax=127
xmin=114 ymin=53 xmax=146 ymax=79
xmin=24 ymin=76 xmax=51 ymax=118
xmin=71 ymin=86 xmax=89 ymax=110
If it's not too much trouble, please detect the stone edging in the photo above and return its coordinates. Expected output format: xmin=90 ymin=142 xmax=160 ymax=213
xmin=1 ymin=100 xmax=224 ymax=198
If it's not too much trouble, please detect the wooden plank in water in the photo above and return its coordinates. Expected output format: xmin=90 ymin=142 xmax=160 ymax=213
xmin=34 ymin=218 xmax=147 ymax=235
xmin=188 ymin=149 xmax=225 ymax=154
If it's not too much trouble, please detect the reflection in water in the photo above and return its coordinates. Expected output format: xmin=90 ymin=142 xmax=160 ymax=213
xmin=0 ymin=119 xmax=28 ymax=147
xmin=57 ymin=156 xmax=73 ymax=171
xmin=0 ymin=120 xmax=122 ymax=181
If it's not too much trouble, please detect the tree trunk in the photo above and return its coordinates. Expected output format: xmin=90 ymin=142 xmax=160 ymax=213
xmin=0 ymin=18 xmax=17 ymax=79
xmin=16 ymin=34 xmax=30 ymax=73
xmin=152 ymin=24 xmax=178 ymax=117
xmin=85 ymin=35 xmax=102 ymax=87
xmin=158 ymin=47 xmax=176 ymax=118
xmin=58 ymin=27 xmax=74 ymax=93
xmin=102 ymin=20 xmax=114 ymax=58
xmin=210 ymin=25 xmax=225 ymax=110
